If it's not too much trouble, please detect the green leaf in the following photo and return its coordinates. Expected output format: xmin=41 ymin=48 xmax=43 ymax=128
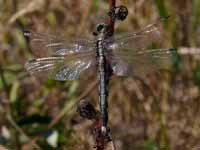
xmin=46 ymin=130 xmax=59 ymax=148
xmin=154 ymin=0 xmax=169 ymax=18
xmin=47 ymin=11 xmax=57 ymax=26
xmin=5 ymin=64 xmax=23 ymax=71
xmin=9 ymin=81 xmax=20 ymax=103
xmin=15 ymin=30 xmax=27 ymax=50
xmin=172 ymin=51 xmax=182 ymax=72
xmin=91 ymin=0 xmax=99 ymax=13
xmin=143 ymin=139 xmax=158 ymax=150
xmin=192 ymin=0 xmax=200 ymax=30
xmin=0 ymin=72 xmax=16 ymax=89
xmin=44 ymin=79 xmax=57 ymax=89
xmin=19 ymin=16 xmax=29 ymax=26
xmin=68 ymin=81 xmax=79 ymax=98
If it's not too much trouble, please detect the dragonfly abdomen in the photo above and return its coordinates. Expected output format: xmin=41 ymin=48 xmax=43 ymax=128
xmin=97 ymin=38 xmax=109 ymax=132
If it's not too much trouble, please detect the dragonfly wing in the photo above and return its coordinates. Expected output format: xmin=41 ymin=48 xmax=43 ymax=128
xmin=25 ymin=51 xmax=96 ymax=80
xmin=24 ymin=31 xmax=95 ymax=57
xmin=105 ymin=17 xmax=165 ymax=50
xmin=109 ymin=48 xmax=177 ymax=76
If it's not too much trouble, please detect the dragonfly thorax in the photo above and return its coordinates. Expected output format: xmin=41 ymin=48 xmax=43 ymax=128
xmin=96 ymin=26 xmax=108 ymax=56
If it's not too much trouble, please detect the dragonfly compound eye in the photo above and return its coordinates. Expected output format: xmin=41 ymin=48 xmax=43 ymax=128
xmin=96 ymin=23 xmax=106 ymax=32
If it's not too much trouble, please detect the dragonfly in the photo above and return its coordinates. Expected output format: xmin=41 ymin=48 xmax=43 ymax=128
xmin=24 ymin=18 xmax=176 ymax=133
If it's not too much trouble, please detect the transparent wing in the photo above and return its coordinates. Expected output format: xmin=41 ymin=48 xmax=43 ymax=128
xmin=25 ymin=51 xmax=96 ymax=80
xmin=108 ymin=48 xmax=177 ymax=76
xmin=24 ymin=31 xmax=96 ymax=57
xmin=105 ymin=17 xmax=166 ymax=50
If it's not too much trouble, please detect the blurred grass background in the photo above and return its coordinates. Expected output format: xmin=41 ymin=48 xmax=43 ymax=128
xmin=0 ymin=0 xmax=200 ymax=150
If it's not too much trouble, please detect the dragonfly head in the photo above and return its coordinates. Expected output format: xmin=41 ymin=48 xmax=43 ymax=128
xmin=95 ymin=23 xmax=108 ymax=34
xmin=93 ymin=23 xmax=113 ymax=39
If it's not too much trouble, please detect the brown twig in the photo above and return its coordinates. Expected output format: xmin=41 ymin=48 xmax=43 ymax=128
xmin=108 ymin=0 xmax=116 ymax=36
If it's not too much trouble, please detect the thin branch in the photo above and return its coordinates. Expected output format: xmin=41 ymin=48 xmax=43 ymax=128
xmin=108 ymin=0 xmax=116 ymax=36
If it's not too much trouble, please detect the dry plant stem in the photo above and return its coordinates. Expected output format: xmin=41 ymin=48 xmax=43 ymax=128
xmin=111 ymin=140 xmax=116 ymax=150
xmin=178 ymin=47 xmax=200 ymax=55
xmin=102 ymin=0 xmax=115 ymax=130
xmin=109 ymin=0 xmax=116 ymax=35
xmin=77 ymin=0 xmax=93 ymax=34
xmin=11 ymin=0 xmax=17 ymax=13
